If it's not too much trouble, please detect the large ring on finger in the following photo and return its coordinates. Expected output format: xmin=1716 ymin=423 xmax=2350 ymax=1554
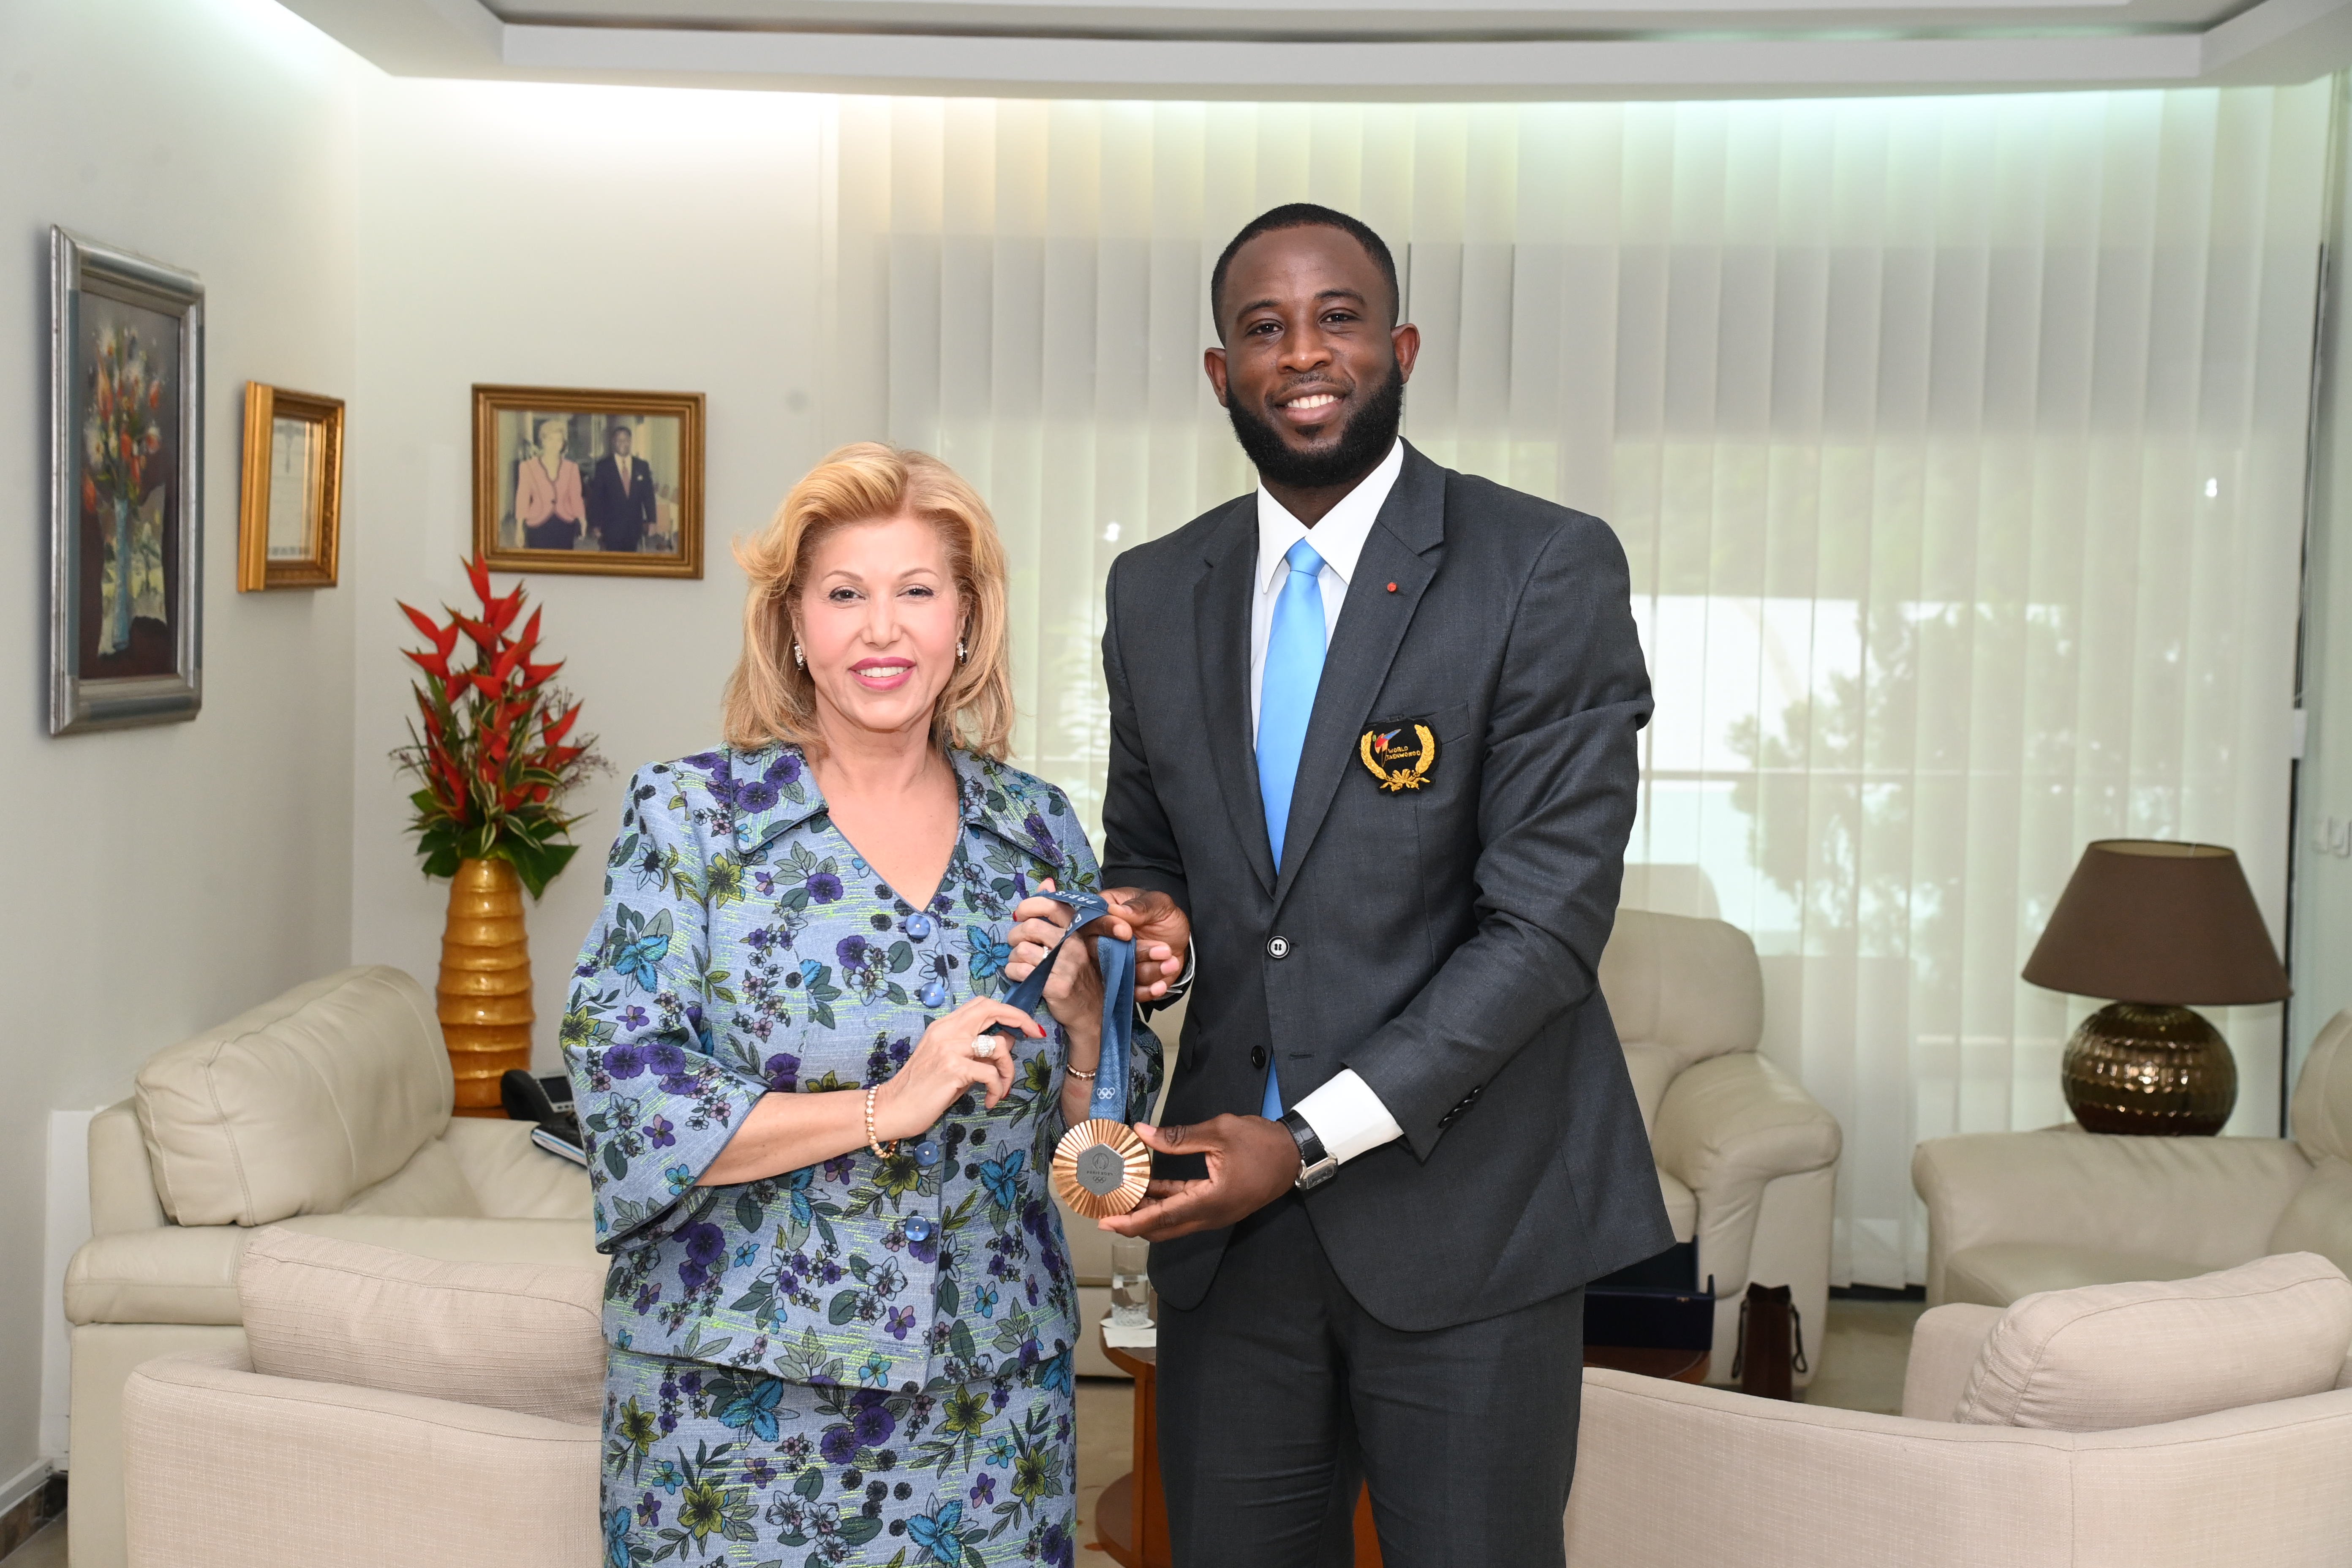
xmin=969 ymin=1037 xmax=998 ymax=1059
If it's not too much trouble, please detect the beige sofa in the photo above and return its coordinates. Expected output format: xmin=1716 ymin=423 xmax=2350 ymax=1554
xmin=1564 ymin=1254 xmax=2352 ymax=1566
xmin=1600 ymin=909 xmax=1842 ymax=1385
xmin=1912 ymin=1007 xmax=2352 ymax=1308
xmin=65 ymin=967 xmax=596 ymax=1568
xmin=122 ymin=1228 xmax=603 ymax=1568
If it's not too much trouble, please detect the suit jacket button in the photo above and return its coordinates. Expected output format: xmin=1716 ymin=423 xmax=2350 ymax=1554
xmin=1251 ymin=1046 xmax=1268 ymax=1070
xmin=1268 ymin=936 xmax=1290 ymax=959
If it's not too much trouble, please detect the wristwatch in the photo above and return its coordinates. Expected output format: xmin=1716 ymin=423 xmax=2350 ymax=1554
xmin=1279 ymin=1110 xmax=1339 ymax=1192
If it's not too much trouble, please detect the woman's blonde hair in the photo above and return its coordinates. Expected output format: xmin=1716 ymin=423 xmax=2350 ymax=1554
xmin=723 ymin=443 xmax=1014 ymax=760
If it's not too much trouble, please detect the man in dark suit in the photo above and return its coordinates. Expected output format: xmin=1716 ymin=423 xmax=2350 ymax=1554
xmin=1088 ymin=205 xmax=1670 ymax=1567
xmin=586 ymin=422 xmax=656 ymax=554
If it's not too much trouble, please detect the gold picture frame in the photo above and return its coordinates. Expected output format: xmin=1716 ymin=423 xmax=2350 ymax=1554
xmin=237 ymin=382 xmax=343 ymax=591
xmin=471 ymin=384 xmax=704 ymax=579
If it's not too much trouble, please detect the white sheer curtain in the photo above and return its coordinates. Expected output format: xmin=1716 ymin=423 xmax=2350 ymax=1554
xmin=822 ymin=86 xmax=2334 ymax=1288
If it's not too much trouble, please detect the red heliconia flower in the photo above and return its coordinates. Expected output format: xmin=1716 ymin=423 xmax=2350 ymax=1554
xmin=466 ymin=553 xmax=494 ymax=605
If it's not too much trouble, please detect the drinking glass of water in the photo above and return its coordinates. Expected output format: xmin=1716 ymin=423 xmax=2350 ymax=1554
xmin=1110 ymin=1236 xmax=1153 ymax=1328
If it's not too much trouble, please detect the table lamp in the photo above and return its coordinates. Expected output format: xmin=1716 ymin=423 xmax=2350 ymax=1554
xmin=2021 ymin=839 xmax=2288 ymax=1135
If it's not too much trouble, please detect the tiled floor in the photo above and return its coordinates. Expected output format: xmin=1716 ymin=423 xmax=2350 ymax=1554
xmin=1069 ymin=1297 xmax=1928 ymax=1563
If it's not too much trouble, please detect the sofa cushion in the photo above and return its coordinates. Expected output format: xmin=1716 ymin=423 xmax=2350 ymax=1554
xmin=436 ymin=1118 xmax=594 ymax=1220
xmin=1940 ymin=1242 xmax=2213 ymax=1308
xmin=136 ymin=967 xmax=449 ymax=1227
xmin=1955 ymin=1252 xmax=2352 ymax=1431
xmin=2270 ymin=1157 xmax=2352 ymax=1283
xmin=1599 ymin=909 xmax=1763 ymax=1075
xmin=343 ymin=1138 xmax=485 ymax=1218
xmin=240 ymin=1227 xmax=605 ymax=1426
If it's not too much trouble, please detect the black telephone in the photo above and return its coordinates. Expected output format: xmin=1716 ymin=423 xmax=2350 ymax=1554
xmin=501 ymin=1070 xmax=586 ymax=1164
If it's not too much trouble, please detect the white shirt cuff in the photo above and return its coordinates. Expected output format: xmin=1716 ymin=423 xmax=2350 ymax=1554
xmin=1290 ymin=1070 xmax=1405 ymax=1165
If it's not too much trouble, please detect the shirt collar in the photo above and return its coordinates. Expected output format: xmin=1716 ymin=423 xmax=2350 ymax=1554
xmin=1253 ymin=438 xmax=1405 ymax=596
xmin=721 ymin=743 xmax=1048 ymax=865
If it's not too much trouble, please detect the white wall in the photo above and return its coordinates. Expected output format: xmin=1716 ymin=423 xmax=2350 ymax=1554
xmin=0 ymin=0 xmax=362 ymax=1481
xmin=346 ymin=80 xmax=831 ymax=1062
xmin=2292 ymin=75 xmax=2352 ymax=1102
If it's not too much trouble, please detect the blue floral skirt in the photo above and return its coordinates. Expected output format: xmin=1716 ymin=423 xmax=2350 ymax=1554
xmin=602 ymin=1347 xmax=1078 ymax=1567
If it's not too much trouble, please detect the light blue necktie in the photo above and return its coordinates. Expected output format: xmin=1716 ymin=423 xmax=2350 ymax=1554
xmin=1255 ymin=537 xmax=1328 ymax=1119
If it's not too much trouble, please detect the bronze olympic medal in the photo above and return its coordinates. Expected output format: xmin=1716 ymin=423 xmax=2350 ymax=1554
xmin=1051 ymin=1118 xmax=1151 ymax=1219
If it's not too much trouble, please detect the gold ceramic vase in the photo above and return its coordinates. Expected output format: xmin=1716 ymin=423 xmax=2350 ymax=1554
xmin=438 ymin=857 xmax=534 ymax=1117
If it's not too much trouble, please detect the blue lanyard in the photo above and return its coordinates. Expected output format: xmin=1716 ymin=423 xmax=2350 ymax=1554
xmin=991 ymin=888 xmax=1133 ymax=1122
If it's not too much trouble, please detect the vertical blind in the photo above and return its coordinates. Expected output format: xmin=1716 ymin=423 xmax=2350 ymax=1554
xmin=823 ymin=85 xmax=2334 ymax=1288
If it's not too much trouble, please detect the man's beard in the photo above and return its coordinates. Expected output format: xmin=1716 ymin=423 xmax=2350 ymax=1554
xmin=1226 ymin=358 xmax=1404 ymax=491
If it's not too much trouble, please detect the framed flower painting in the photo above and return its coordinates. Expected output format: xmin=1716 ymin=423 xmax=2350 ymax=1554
xmin=48 ymin=228 xmax=203 ymax=735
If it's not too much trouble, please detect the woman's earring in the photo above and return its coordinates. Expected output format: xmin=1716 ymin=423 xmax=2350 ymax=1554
xmin=957 ymin=640 xmax=967 ymax=663
xmin=793 ymin=643 xmax=805 ymax=670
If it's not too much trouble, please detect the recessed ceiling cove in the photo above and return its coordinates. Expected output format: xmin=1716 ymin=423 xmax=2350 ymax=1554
xmin=280 ymin=0 xmax=2352 ymax=96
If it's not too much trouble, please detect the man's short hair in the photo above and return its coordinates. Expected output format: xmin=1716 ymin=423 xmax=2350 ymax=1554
xmin=1210 ymin=204 xmax=1400 ymax=337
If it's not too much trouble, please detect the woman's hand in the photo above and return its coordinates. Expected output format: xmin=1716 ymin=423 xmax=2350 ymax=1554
xmin=1008 ymin=879 xmax=1105 ymax=1056
xmin=871 ymin=996 xmax=1037 ymax=1141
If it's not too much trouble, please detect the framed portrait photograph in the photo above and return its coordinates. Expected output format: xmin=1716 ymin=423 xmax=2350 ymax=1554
xmin=471 ymin=385 xmax=703 ymax=579
xmin=237 ymin=382 xmax=344 ymax=591
xmin=49 ymin=227 xmax=202 ymax=736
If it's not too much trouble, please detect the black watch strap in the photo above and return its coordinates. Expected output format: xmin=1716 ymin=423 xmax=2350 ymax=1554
xmin=1280 ymin=1110 xmax=1339 ymax=1191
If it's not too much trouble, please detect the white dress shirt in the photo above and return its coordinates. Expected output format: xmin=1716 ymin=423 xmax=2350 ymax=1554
xmin=1250 ymin=439 xmax=1408 ymax=1167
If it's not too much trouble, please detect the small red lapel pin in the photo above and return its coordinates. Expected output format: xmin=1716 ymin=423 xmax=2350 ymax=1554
xmin=1386 ymin=581 xmax=1398 ymax=593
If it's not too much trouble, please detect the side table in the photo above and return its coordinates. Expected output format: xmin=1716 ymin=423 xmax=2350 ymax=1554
xmin=1092 ymin=1334 xmax=1707 ymax=1568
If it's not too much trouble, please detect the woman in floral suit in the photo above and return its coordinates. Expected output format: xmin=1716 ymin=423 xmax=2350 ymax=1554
xmin=565 ymin=445 xmax=1169 ymax=1568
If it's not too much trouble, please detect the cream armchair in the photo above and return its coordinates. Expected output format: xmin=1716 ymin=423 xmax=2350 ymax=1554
xmin=1911 ymin=1008 xmax=2352 ymax=1308
xmin=1564 ymin=1255 xmax=2352 ymax=1567
xmin=122 ymin=1228 xmax=602 ymax=1568
xmin=1600 ymin=909 xmax=1843 ymax=1385
xmin=65 ymin=966 xmax=596 ymax=1568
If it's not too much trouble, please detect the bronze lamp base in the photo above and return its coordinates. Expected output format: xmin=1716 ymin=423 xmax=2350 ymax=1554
xmin=2060 ymin=1002 xmax=2236 ymax=1136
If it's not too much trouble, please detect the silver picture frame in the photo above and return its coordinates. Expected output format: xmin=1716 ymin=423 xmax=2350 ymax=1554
xmin=49 ymin=226 xmax=204 ymax=735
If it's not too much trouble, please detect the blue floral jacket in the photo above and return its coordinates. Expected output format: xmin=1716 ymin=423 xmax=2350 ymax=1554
xmin=561 ymin=745 xmax=1160 ymax=1393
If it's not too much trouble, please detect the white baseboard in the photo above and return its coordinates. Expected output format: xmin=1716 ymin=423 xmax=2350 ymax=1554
xmin=42 ymin=1109 xmax=97 ymax=1468
xmin=0 ymin=1459 xmax=54 ymax=1522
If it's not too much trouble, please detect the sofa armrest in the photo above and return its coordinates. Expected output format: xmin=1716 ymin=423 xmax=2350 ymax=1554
xmin=1565 ymin=1370 xmax=2352 ymax=1568
xmin=1565 ymin=1368 xmax=2077 ymax=1566
xmin=68 ymin=1228 xmax=246 ymax=1326
xmin=1912 ymin=1132 xmax=2311 ymax=1304
xmin=1901 ymin=1303 xmax=2003 ymax=1421
xmin=1652 ymin=1052 xmax=1842 ymax=1200
xmin=123 ymin=1350 xmax=597 ymax=1568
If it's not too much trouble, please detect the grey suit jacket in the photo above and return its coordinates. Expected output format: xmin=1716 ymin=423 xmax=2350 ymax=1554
xmin=1101 ymin=442 xmax=1672 ymax=1331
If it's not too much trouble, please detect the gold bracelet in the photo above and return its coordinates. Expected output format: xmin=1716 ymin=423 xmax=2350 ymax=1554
xmin=864 ymin=1086 xmax=898 ymax=1159
xmin=1064 ymin=1064 xmax=1097 ymax=1081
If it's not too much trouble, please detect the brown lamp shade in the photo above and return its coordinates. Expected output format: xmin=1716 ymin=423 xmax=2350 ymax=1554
xmin=2023 ymin=840 xmax=2289 ymax=1006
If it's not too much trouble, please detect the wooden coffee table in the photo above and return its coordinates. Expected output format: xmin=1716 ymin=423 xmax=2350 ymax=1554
xmin=1093 ymin=1336 xmax=1707 ymax=1567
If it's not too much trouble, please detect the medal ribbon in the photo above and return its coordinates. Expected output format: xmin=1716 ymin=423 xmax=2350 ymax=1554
xmin=990 ymin=887 xmax=1133 ymax=1122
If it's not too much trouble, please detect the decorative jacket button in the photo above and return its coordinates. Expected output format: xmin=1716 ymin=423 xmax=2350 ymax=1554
xmin=1251 ymin=1045 xmax=1269 ymax=1070
xmin=904 ymin=1217 xmax=933 ymax=1242
xmin=1268 ymin=936 xmax=1290 ymax=959
xmin=915 ymin=1141 xmax=941 ymax=1166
